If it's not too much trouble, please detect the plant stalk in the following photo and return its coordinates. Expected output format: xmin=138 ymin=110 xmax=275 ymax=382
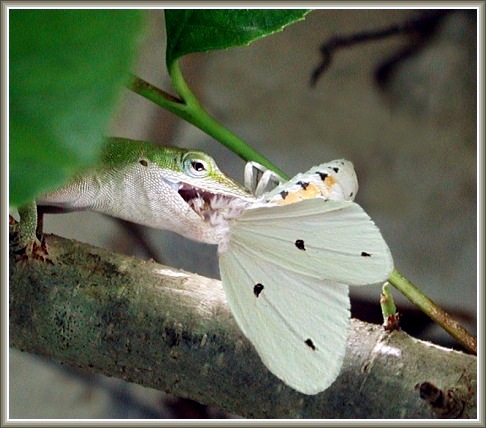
xmin=388 ymin=269 xmax=477 ymax=355
xmin=127 ymin=71 xmax=288 ymax=179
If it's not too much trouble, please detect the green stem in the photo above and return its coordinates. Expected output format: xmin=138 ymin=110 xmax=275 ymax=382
xmin=389 ymin=269 xmax=477 ymax=355
xmin=380 ymin=282 xmax=397 ymax=319
xmin=380 ymin=283 xmax=400 ymax=331
xmin=127 ymin=73 xmax=187 ymax=116
xmin=168 ymin=60 xmax=202 ymax=108
xmin=127 ymin=70 xmax=289 ymax=180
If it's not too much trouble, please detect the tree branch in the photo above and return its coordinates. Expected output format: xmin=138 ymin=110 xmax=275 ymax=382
xmin=9 ymin=233 xmax=477 ymax=419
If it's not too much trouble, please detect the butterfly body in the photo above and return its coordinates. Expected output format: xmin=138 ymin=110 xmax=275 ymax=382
xmin=264 ymin=159 xmax=359 ymax=205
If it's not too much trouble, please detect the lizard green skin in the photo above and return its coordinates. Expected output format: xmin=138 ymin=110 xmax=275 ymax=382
xmin=13 ymin=137 xmax=256 ymax=258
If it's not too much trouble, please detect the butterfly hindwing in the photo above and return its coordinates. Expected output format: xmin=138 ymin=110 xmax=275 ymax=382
xmin=219 ymin=240 xmax=350 ymax=395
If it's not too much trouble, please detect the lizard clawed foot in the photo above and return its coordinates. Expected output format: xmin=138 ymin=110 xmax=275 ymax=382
xmin=10 ymin=202 xmax=53 ymax=264
xmin=12 ymin=236 xmax=54 ymax=265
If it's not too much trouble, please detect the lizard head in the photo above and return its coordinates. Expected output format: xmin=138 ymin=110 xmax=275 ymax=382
xmin=177 ymin=151 xmax=251 ymax=199
xmin=155 ymin=149 xmax=256 ymax=225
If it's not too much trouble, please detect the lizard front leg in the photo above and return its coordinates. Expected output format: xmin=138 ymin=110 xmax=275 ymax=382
xmin=244 ymin=161 xmax=284 ymax=196
xmin=10 ymin=201 xmax=52 ymax=263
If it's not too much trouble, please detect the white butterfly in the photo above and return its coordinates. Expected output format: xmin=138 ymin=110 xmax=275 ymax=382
xmin=218 ymin=160 xmax=393 ymax=395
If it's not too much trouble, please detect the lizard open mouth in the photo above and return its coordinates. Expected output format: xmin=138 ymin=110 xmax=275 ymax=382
xmin=178 ymin=183 xmax=217 ymax=208
xmin=178 ymin=183 xmax=252 ymax=222
xmin=178 ymin=184 xmax=228 ymax=217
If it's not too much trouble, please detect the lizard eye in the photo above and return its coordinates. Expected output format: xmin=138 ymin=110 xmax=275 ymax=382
xmin=192 ymin=160 xmax=206 ymax=172
xmin=183 ymin=153 xmax=210 ymax=178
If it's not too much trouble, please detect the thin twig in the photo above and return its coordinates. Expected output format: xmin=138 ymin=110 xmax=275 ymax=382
xmin=388 ymin=269 xmax=477 ymax=355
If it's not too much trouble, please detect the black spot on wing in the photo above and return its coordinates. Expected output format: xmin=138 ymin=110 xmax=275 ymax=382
xmin=280 ymin=190 xmax=289 ymax=200
xmin=331 ymin=167 xmax=339 ymax=173
xmin=139 ymin=159 xmax=148 ymax=167
xmin=253 ymin=283 xmax=264 ymax=297
xmin=305 ymin=338 xmax=316 ymax=350
xmin=295 ymin=239 xmax=306 ymax=251
xmin=317 ymin=172 xmax=328 ymax=181
xmin=361 ymin=251 xmax=371 ymax=257
xmin=297 ymin=181 xmax=309 ymax=190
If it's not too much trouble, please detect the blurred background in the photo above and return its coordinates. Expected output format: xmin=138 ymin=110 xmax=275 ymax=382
xmin=10 ymin=9 xmax=477 ymax=419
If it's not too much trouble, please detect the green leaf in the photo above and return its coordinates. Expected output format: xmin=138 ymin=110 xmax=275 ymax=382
xmin=165 ymin=9 xmax=310 ymax=68
xmin=9 ymin=10 xmax=146 ymax=207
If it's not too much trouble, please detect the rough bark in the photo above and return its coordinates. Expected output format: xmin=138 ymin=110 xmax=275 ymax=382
xmin=9 ymin=233 xmax=477 ymax=419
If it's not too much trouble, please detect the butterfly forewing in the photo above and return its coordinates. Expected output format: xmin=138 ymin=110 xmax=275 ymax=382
xmin=233 ymin=198 xmax=393 ymax=286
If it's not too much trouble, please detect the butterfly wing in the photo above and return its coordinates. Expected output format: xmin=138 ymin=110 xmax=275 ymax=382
xmin=218 ymin=197 xmax=393 ymax=394
xmin=230 ymin=198 xmax=394 ymax=286
xmin=219 ymin=242 xmax=350 ymax=395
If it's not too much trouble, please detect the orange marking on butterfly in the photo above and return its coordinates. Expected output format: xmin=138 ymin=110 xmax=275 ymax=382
xmin=275 ymin=183 xmax=321 ymax=205
xmin=324 ymin=175 xmax=337 ymax=189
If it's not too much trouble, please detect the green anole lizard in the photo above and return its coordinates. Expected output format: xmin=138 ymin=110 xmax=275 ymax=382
xmin=11 ymin=137 xmax=257 ymax=260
